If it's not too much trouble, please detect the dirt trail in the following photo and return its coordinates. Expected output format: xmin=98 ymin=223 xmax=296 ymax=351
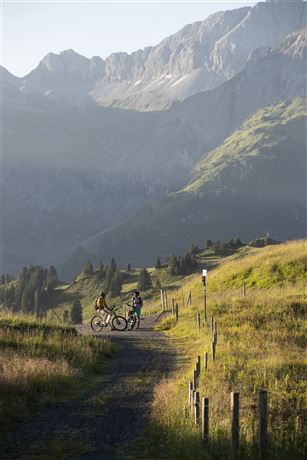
xmin=0 ymin=313 xmax=175 ymax=459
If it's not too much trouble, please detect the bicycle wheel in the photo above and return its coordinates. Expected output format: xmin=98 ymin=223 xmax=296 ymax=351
xmin=91 ymin=315 xmax=104 ymax=332
xmin=112 ymin=315 xmax=127 ymax=331
xmin=127 ymin=313 xmax=137 ymax=330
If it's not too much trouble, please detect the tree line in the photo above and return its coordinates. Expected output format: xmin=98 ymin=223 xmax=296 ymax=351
xmin=0 ymin=265 xmax=58 ymax=317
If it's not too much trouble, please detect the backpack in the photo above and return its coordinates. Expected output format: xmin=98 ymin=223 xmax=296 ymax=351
xmin=134 ymin=296 xmax=143 ymax=307
xmin=95 ymin=297 xmax=105 ymax=310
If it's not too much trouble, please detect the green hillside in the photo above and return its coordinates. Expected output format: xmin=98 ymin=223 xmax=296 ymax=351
xmin=92 ymin=98 xmax=306 ymax=267
xmin=1 ymin=239 xmax=305 ymax=457
xmin=139 ymin=239 xmax=307 ymax=459
xmin=187 ymin=98 xmax=306 ymax=191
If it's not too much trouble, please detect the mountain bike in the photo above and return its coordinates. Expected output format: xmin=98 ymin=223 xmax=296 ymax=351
xmin=126 ymin=303 xmax=138 ymax=330
xmin=91 ymin=305 xmax=127 ymax=332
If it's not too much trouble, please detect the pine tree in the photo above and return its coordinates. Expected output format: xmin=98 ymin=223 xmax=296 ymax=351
xmin=137 ymin=268 xmax=152 ymax=291
xmin=228 ymin=237 xmax=235 ymax=247
xmin=168 ymin=255 xmax=179 ymax=276
xmin=155 ymin=256 xmax=162 ymax=269
xmin=48 ymin=265 xmax=58 ymax=281
xmin=46 ymin=265 xmax=57 ymax=293
xmin=127 ymin=263 xmax=131 ymax=272
xmin=71 ymin=299 xmax=82 ymax=324
xmin=205 ymin=239 xmax=213 ymax=249
xmin=213 ymin=241 xmax=221 ymax=253
xmin=21 ymin=286 xmax=33 ymax=313
xmin=188 ymin=244 xmax=199 ymax=255
xmin=83 ymin=261 xmax=94 ymax=276
xmin=234 ymin=237 xmax=242 ymax=246
xmin=97 ymin=261 xmax=105 ymax=280
xmin=109 ymin=270 xmax=123 ymax=297
xmin=105 ymin=258 xmax=117 ymax=290
xmin=34 ymin=288 xmax=41 ymax=318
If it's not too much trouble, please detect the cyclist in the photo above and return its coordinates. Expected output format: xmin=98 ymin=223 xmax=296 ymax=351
xmin=132 ymin=290 xmax=143 ymax=329
xmin=95 ymin=292 xmax=110 ymax=326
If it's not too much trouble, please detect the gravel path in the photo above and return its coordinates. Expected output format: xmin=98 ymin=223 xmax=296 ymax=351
xmin=0 ymin=313 xmax=175 ymax=459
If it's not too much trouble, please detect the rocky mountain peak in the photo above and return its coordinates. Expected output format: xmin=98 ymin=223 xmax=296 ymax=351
xmin=38 ymin=49 xmax=105 ymax=80
xmin=277 ymin=28 xmax=307 ymax=58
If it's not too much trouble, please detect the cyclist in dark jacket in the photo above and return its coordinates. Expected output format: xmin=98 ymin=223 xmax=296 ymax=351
xmin=132 ymin=290 xmax=143 ymax=328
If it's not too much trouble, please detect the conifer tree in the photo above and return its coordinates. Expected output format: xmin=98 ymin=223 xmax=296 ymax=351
xmin=83 ymin=260 xmax=94 ymax=276
xmin=105 ymin=258 xmax=117 ymax=290
xmin=137 ymin=268 xmax=152 ymax=291
xmin=168 ymin=255 xmax=179 ymax=276
xmin=71 ymin=299 xmax=82 ymax=324
xmin=155 ymin=257 xmax=162 ymax=269
xmin=34 ymin=288 xmax=41 ymax=318
xmin=48 ymin=265 xmax=58 ymax=281
xmin=21 ymin=286 xmax=33 ymax=313
xmin=109 ymin=270 xmax=123 ymax=296
xmin=234 ymin=237 xmax=242 ymax=246
xmin=127 ymin=263 xmax=131 ymax=272
xmin=205 ymin=239 xmax=213 ymax=249
xmin=97 ymin=261 xmax=105 ymax=280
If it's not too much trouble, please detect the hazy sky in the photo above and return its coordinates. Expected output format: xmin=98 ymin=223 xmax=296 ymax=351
xmin=2 ymin=1 xmax=256 ymax=77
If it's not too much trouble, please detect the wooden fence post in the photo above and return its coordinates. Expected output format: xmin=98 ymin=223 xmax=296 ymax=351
xmin=165 ymin=291 xmax=169 ymax=311
xmin=203 ymin=285 xmax=207 ymax=321
xmin=211 ymin=341 xmax=216 ymax=361
xmin=188 ymin=382 xmax=193 ymax=414
xmin=231 ymin=392 xmax=240 ymax=460
xmin=202 ymin=397 xmax=209 ymax=444
xmin=197 ymin=313 xmax=201 ymax=329
xmin=204 ymin=352 xmax=208 ymax=370
xmin=175 ymin=303 xmax=179 ymax=322
xmin=161 ymin=289 xmax=165 ymax=311
xmin=181 ymin=286 xmax=184 ymax=308
xmin=258 ymin=389 xmax=268 ymax=460
xmin=172 ymin=298 xmax=175 ymax=314
xmin=196 ymin=356 xmax=201 ymax=375
xmin=211 ymin=316 xmax=214 ymax=334
xmin=195 ymin=391 xmax=200 ymax=426
xmin=193 ymin=369 xmax=197 ymax=390
xmin=187 ymin=291 xmax=192 ymax=307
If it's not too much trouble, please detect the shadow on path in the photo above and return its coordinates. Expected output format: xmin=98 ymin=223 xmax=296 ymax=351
xmin=0 ymin=313 xmax=175 ymax=460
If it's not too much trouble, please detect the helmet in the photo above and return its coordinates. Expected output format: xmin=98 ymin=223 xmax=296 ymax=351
xmin=134 ymin=290 xmax=140 ymax=296
xmin=100 ymin=292 xmax=105 ymax=297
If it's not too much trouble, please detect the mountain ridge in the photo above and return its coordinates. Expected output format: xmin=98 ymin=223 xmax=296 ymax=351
xmin=2 ymin=21 xmax=306 ymax=278
xmin=4 ymin=1 xmax=306 ymax=110
xmin=76 ymin=98 xmax=306 ymax=275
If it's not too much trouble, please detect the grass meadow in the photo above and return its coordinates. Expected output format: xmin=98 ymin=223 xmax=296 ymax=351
xmin=139 ymin=240 xmax=307 ymax=459
xmin=0 ymin=313 xmax=113 ymax=435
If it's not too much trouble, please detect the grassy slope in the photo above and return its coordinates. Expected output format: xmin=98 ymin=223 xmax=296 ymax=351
xmin=0 ymin=313 xmax=113 ymax=435
xmin=138 ymin=240 xmax=307 ymax=459
xmin=46 ymin=268 xmax=149 ymax=322
xmin=45 ymin=245 xmax=246 ymax=322
xmin=95 ymin=98 xmax=306 ymax=266
xmin=187 ymin=98 xmax=306 ymax=191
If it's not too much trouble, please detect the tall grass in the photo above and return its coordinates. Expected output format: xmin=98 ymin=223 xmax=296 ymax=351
xmin=0 ymin=312 xmax=113 ymax=434
xmin=139 ymin=241 xmax=307 ymax=459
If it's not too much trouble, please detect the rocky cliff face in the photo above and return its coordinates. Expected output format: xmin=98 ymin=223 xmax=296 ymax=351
xmin=3 ymin=28 xmax=305 ymax=277
xmin=10 ymin=1 xmax=306 ymax=110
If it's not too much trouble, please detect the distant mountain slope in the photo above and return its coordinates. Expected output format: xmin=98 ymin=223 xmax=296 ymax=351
xmin=6 ymin=1 xmax=306 ymax=110
xmin=89 ymin=98 xmax=306 ymax=268
xmin=2 ymin=29 xmax=306 ymax=277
